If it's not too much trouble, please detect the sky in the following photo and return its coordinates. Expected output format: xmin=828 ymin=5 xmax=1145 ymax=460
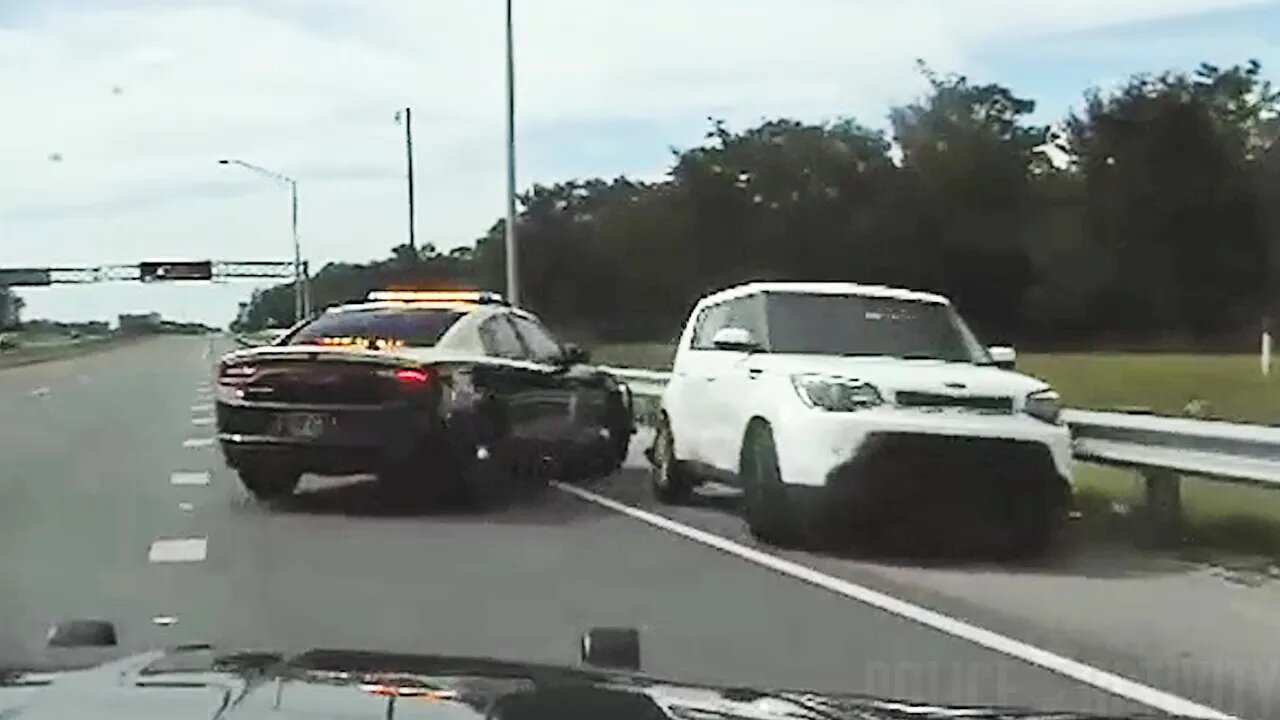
xmin=2 ymin=0 xmax=1279 ymax=326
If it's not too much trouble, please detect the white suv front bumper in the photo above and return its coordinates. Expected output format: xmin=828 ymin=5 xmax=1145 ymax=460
xmin=770 ymin=404 xmax=1073 ymax=489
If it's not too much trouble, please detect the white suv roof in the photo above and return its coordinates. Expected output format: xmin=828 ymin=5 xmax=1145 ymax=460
xmin=699 ymin=282 xmax=950 ymax=308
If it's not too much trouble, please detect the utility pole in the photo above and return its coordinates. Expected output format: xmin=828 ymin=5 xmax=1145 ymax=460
xmin=218 ymin=159 xmax=307 ymax=323
xmin=396 ymin=107 xmax=418 ymax=254
xmin=504 ymin=0 xmax=520 ymax=306
xmin=289 ymin=179 xmax=303 ymax=320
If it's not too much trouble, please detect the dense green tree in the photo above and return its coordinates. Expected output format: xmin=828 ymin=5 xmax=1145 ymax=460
xmin=235 ymin=61 xmax=1279 ymax=352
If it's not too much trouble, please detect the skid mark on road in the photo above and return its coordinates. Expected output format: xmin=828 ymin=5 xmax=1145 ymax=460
xmin=148 ymin=538 xmax=208 ymax=563
xmin=554 ymin=482 xmax=1236 ymax=720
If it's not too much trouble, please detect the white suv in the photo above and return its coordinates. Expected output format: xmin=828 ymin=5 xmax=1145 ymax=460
xmin=651 ymin=282 xmax=1073 ymax=554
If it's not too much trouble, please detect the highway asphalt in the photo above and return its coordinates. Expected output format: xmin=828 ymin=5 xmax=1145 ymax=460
xmin=0 ymin=336 xmax=1274 ymax=719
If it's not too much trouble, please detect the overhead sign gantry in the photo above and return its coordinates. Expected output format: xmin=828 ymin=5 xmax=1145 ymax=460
xmin=0 ymin=260 xmax=300 ymax=286
xmin=0 ymin=259 xmax=312 ymax=319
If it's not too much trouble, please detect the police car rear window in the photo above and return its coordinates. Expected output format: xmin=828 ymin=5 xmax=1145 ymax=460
xmin=289 ymin=309 xmax=464 ymax=347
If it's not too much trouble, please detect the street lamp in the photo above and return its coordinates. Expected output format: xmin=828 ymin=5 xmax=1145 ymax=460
xmin=217 ymin=159 xmax=308 ymax=321
xmin=504 ymin=0 xmax=519 ymax=306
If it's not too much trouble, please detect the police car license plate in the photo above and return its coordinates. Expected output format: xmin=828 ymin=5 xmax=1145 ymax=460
xmin=274 ymin=412 xmax=330 ymax=439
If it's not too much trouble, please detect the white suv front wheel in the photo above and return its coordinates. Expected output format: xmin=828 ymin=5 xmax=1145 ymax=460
xmin=739 ymin=421 xmax=802 ymax=547
xmin=650 ymin=417 xmax=696 ymax=504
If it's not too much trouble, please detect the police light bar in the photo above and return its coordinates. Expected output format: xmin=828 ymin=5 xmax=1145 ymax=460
xmin=366 ymin=290 xmax=507 ymax=305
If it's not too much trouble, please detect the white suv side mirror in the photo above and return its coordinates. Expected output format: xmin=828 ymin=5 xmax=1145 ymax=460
xmin=711 ymin=327 xmax=760 ymax=352
xmin=988 ymin=345 xmax=1017 ymax=370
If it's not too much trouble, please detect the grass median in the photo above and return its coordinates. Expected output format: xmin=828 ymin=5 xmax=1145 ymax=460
xmin=593 ymin=343 xmax=1280 ymax=563
xmin=0 ymin=335 xmax=140 ymax=369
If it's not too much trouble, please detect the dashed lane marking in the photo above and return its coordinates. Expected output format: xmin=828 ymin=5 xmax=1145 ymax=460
xmin=191 ymin=403 xmax=213 ymax=413
xmin=147 ymin=538 xmax=207 ymax=563
xmin=553 ymin=482 xmax=1236 ymax=720
xmin=171 ymin=471 xmax=210 ymax=486
xmin=182 ymin=438 xmax=214 ymax=449
xmin=191 ymin=416 xmax=214 ymax=427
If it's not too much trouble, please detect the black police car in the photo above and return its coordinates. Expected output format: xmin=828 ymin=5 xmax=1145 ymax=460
xmin=214 ymin=291 xmax=634 ymax=507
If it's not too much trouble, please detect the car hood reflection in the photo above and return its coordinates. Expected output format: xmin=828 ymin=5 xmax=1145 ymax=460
xmin=0 ymin=647 xmax=1166 ymax=720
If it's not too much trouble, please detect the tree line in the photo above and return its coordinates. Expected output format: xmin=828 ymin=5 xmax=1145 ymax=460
xmin=235 ymin=60 xmax=1280 ymax=350
xmin=0 ymin=288 xmax=23 ymax=330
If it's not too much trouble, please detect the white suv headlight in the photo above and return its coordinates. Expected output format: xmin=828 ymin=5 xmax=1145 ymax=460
xmin=791 ymin=374 xmax=883 ymax=411
xmin=1024 ymin=389 xmax=1062 ymax=425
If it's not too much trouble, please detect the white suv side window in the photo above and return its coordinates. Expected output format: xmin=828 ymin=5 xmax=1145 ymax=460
xmin=723 ymin=295 xmax=766 ymax=348
xmin=689 ymin=302 xmax=733 ymax=350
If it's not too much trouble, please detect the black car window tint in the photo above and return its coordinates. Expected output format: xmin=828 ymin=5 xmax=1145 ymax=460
xmin=288 ymin=309 xmax=464 ymax=347
xmin=480 ymin=316 xmax=526 ymax=359
xmin=509 ymin=315 xmax=563 ymax=363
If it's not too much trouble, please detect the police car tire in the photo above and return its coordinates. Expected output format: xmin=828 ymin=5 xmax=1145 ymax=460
xmin=453 ymin=440 xmax=514 ymax=511
xmin=239 ymin=467 xmax=300 ymax=500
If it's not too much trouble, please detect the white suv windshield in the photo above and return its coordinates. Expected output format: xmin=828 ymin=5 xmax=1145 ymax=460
xmin=763 ymin=293 xmax=989 ymax=363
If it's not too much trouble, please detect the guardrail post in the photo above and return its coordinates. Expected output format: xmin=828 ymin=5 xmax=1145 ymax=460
xmin=1139 ymin=469 xmax=1183 ymax=548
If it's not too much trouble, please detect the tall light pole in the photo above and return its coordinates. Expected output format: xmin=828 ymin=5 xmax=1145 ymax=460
xmin=394 ymin=108 xmax=417 ymax=254
xmin=218 ymin=159 xmax=308 ymax=321
xmin=504 ymin=0 xmax=520 ymax=306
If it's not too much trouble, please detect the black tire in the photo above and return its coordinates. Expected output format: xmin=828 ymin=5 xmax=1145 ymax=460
xmin=605 ymin=425 xmax=632 ymax=474
xmin=559 ymin=428 xmax=630 ymax=484
xmin=1005 ymin=485 xmax=1070 ymax=559
xmin=739 ymin=421 xmax=800 ymax=547
xmin=651 ymin=418 xmax=695 ymax=504
xmin=509 ymin=445 xmax=551 ymax=499
xmin=450 ymin=441 xmax=515 ymax=511
xmin=376 ymin=463 xmax=428 ymax=500
xmin=238 ymin=467 xmax=300 ymax=500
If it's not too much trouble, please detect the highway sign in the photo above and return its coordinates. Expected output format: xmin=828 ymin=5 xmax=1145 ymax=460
xmin=139 ymin=261 xmax=214 ymax=282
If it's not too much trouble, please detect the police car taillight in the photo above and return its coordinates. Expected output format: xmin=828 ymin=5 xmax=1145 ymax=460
xmin=395 ymin=368 xmax=431 ymax=386
xmin=218 ymin=364 xmax=256 ymax=385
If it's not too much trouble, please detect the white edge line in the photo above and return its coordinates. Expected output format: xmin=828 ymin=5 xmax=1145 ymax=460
xmin=147 ymin=537 xmax=208 ymax=563
xmin=170 ymin=471 xmax=211 ymax=486
xmin=552 ymin=482 xmax=1236 ymax=720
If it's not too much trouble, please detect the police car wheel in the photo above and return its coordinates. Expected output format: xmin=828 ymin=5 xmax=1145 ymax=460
xmin=452 ymin=441 xmax=514 ymax=511
xmin=239 ymin=467 xmax=300 ymax=500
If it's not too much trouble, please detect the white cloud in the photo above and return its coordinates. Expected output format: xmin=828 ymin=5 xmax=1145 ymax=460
xmin=0 ymin=0 xmax=1270 ymax=323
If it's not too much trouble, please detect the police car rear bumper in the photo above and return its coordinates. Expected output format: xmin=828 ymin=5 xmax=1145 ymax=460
xmin=215 ymin=401 xmax=432 ymax=475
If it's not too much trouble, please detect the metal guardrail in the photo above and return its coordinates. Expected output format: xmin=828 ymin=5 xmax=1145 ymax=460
xmin=599 ymin=366 xmax=1280 ymax=545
